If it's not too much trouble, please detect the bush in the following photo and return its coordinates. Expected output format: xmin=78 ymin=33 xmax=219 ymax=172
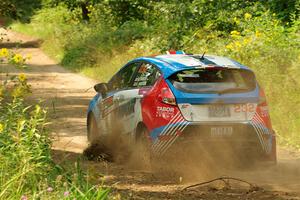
xmin=0 ymin=48 xmax=110 ymax=199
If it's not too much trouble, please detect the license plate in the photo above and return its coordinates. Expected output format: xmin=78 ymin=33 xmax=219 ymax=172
xmin=208 ymin=105 xmax=230 ymax=117
xmin=211 ymin=127 xmax=233 ymax=137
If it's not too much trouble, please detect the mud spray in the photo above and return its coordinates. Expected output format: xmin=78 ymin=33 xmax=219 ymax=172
xmin=83 ymin=123 xmax=300 ymax=195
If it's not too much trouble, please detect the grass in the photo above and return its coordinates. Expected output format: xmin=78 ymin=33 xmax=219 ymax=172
xmin=0 ymin=81 xmax=110 ymax=200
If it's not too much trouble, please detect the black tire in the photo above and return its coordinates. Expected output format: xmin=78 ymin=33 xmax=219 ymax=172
xmin=134 ymin=124 xmax=152 ymax=169
xmin=87 ymin=113 xmax=100 ymax=144
xmin=86 ymin=113 xmax=113 ymax=161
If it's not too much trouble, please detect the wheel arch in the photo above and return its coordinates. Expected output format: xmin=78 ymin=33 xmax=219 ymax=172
xmin=135 ymin=121 xmax=149 ymax=141
xmin=87 ymin=111 xmax=97 ymax=141
xmin=87 ymin=111 xmax=91 ymax=124
xmin=87 ymin=111 xmax=92 ymax=141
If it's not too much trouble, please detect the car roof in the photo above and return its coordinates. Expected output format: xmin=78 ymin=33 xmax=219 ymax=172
xmin=133 ymin=54 xmax=252 ymax=78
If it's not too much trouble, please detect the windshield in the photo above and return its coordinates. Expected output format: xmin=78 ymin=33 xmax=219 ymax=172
xmin=169 ymin=68 xmax=256 ymax=94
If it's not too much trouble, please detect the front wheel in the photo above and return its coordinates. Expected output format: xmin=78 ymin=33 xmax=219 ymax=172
xmin=87 ymin=113 xmax=100 ymax=144
xmin=85 ymin=113 xmax=113 ymax=161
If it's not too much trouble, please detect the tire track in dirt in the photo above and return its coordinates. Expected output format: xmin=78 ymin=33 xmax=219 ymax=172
xmin=1 ymin=28 xmax=300 ymax=199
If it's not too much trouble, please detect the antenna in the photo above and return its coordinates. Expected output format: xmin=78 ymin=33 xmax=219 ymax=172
xmin=200 ymin=51 xmax=206 ymax=60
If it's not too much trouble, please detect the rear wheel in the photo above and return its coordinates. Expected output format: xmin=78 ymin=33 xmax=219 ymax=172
xmin=133 ymin=125 xmax=151 ymax=169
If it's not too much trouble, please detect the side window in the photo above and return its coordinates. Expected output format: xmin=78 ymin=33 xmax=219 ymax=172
xmin=133 ymin=62 xmax=161 ymax=87
xmin=108 ymin=62 xmax=140 ymax=91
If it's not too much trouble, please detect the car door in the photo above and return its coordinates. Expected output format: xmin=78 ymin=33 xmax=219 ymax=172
xmin=129 ymin=62 xmax=162 ymax=136
xmin=98 ymin=62 xmax=141 ymax=136
xmin=111 ymin=61 xmax=162 ymax=138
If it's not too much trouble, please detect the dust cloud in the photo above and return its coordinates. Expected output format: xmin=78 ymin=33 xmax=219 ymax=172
xmin=84 ymin=128 xmax=300 ymax=195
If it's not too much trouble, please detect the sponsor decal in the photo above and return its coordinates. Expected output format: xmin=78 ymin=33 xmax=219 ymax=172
xmin=156 ymin=106 xmax=175 ymax=119
xmin=134 ymin=76 xmax=147 ymax=82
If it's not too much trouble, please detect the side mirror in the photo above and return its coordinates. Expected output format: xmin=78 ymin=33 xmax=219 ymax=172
xmin=94 ymin=83 xmax=108 ymax=97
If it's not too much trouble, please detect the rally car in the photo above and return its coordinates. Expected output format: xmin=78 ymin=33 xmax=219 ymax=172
xmin=87 ymin=51 xmax=277 ymax=163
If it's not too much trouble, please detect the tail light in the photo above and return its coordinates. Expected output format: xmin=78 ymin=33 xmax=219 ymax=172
xmin=257 ymin=86 xmax=276 ymax=162
xmin=160 ymin=87 xmax=177 ymax=105
xmin=158 ymin=79 xmax=177 ymax=106
xmin=257 ymin=87 xmax=272 ymax=129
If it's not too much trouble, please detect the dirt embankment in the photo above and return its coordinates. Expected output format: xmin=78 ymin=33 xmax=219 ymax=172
xmin=1 ymin=28 xmax=300 ymax=199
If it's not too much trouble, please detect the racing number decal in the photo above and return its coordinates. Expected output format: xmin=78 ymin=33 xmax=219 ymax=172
xmin=234 ymin=104 xmax=255 ymax=113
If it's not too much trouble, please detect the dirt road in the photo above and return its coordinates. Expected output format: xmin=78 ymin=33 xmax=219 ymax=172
xmin=1 ymin=28 xmax=300 ymax=199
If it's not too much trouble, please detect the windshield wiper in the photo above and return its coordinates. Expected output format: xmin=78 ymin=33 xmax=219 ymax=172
xmin=218 ymin=88 xmax=249 ymax=95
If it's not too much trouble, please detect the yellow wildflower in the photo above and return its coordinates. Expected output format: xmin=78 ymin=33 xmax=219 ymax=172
xmin=13 ymin=54 xmax=23 ymax=64
xmin=244 ymin=13 xmax=252 ymax=20
xmin=234 ymin=41 xmax=241 ymax=48
xmin=230 ymin=30 xmax=240 ymax=36
xmin=0 ymin=123 xmax=3 ymax=133
xmin=233 ymin=17 xmax=240 ymax=25
xmin=255 ymin=30 xmax=262 ymax=38
xmin=0 ymin=48 xmax=9 ymax=57
xmin=87 ymin=4 xmax=95 ymax=12
xmin=18 ymin=73 xmax=27 ymax=82
xmin=243 ymin=37 xmax=251 ymax=45
xmin=226 ymin=43 xmax=232 ymax=50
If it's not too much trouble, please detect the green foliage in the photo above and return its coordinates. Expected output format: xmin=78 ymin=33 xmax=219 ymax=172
xmin=102 ymin=0 xmax=152 ymax=25
xmin=0 ymin=99 xmax=50 ymax=199
xmin=10 ymin=0 xmax=300 ymax=149
xmin=0 ymin=0 xmax=42 ymax=22
xmin=0 ymin=0 xmax=17 ymax=18
xmin=261 ymin=0 xmax=300 ymax=23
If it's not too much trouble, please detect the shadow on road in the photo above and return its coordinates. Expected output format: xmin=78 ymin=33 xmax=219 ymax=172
xmin=0 ymin=40 xmax=42 ymax=48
